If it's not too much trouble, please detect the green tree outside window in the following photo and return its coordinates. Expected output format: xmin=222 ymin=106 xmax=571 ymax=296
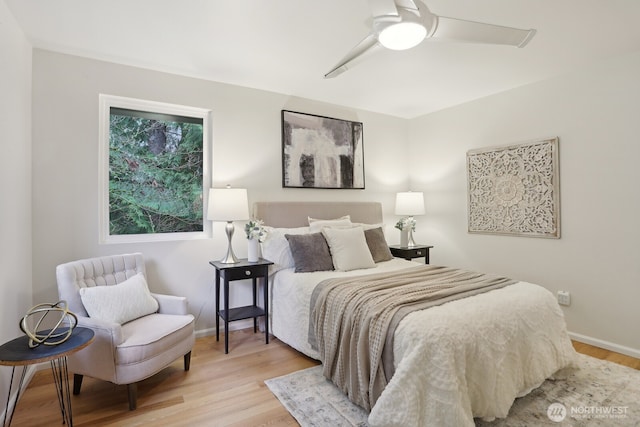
xmin=108 ymin=107 xmax=204 ymax=235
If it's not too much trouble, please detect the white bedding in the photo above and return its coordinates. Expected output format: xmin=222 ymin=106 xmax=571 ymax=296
xmin=269 ymin=259 xmax=578 ymax=426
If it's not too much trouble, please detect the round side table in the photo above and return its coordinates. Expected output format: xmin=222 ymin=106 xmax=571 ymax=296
xmin=0 ymin=327 xmax=94 ymax=427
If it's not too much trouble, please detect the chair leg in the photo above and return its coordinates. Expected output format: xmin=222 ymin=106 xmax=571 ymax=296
xmin=184 ymin=351 xmax=191 ymax=371
xmin=73 ymin=374 xmax=83 ymax=395
xmin=127 ymin=383 xmax=137 ymax=410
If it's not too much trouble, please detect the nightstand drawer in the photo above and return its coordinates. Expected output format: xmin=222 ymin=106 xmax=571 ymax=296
xmin=223 ymin=265 xmax=267 ymax=281
xmin=409 ymin=248 xmax=427 ymax=258
xmin=389 ymin=245 xmax=433 ymax=264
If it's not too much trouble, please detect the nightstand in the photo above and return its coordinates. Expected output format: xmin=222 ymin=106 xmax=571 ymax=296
xmin=210 ymin=258 xmax=273 ymax=354
xmin=389 ymin=245 xmax=433 ymax=264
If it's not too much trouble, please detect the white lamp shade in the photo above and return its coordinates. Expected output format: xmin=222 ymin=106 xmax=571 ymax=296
xmin=395 ymin=191 xmax=425 ymax=216
xmin=207 ymin=188 xmax=250 ymax=221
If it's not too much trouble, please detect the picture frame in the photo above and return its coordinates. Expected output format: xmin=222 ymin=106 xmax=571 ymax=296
xmin=467 ymin=137 xmax=560 ymax=238
xmin=281 ymin=110 xmax=365 ymax=189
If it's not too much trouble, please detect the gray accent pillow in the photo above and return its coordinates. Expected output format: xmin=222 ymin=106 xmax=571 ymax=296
xmin=364 ymin=227 xmax=394 ymax=262
xmin=285 ymin=232 xmax=335 ymax=273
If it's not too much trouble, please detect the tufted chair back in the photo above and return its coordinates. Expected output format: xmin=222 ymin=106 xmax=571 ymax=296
xmin=57 ymin=253 xmax=146 ymax=316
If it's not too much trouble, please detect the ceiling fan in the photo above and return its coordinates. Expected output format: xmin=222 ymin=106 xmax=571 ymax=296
xmin=324 ymin=0 xmax=536 ymax=78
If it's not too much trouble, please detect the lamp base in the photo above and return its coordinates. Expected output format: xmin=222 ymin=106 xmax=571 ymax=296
xmin=219 ymin=221 xmax=240 ymax=264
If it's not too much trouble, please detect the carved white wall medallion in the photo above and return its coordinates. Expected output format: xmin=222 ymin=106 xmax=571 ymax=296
xmin=467 ymin=137 xmax=560 ymax=238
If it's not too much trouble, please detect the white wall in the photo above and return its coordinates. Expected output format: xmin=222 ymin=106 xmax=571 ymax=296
xmin=408 ymin=50 xmax=640 ymax=355
xmin=30 ymin=50 xmax=409 ymax=334
xmin=0 ymin=0 xmax=32 ymax=412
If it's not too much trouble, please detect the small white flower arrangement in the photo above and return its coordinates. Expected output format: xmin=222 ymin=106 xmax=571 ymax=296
xmin=245 ymin=219 xmax=267 ymax=242
xmin=395 ymin=217 xmax=417 ymax=231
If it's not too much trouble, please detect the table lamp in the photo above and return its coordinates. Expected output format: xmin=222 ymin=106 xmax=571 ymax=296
xmin=207 ymin=186 xmax=250 ymax=263
xmin=395 ymin=191 xmax=425 ymax=247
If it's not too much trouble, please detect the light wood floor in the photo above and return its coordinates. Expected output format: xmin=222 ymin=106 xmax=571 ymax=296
xmin=8 ymin=329 xmax=640 ymax=427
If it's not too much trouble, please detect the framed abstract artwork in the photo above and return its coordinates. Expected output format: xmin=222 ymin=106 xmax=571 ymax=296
xmin=281 ymin=110 xmax=365 ymax=189
xmin=467 ymin=137 xmax=560 ymax=238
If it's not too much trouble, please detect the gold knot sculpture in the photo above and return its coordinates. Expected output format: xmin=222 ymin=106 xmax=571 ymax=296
xmin=19 ymin=301 xmax=78 ymax=348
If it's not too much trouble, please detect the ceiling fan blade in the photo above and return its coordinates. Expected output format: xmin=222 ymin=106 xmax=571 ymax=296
xmin=431 ymin=16 xmax=536 ymax=47
xmin=369 ymin=0 xmax=399 ymax=18
xmin=324 ymin=33 xmax=380 ymax=79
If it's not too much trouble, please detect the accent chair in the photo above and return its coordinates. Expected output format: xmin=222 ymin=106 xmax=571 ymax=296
xmin=56 ymin=252 xmax=195 ymax=410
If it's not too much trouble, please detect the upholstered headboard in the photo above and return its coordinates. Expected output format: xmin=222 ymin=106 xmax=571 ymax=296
xmin=253 ymin=201 xmax=383 ymax=228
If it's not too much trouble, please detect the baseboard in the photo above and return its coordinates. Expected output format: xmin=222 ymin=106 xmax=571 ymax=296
xmin=0 ymin=364 xmax=38 ymax=423
xmin=195 ymin=319 xmax=254 ymax=338
xmin=570 ymin=331 xmax=640 ymax=359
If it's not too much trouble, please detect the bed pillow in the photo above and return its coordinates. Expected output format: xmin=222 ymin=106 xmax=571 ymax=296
xmin=364 ymin=227 xmax=394 ymax=262
xmin=284 ymin=233 xmax=334 ymax=273
xmin=79 ymin=273 xmax=159 ymax=325
xmin=308 ymin=215 xmax=352 ymax=233
xmin=261 ymin=226 xmax=310 ymax=273
xmin=321 ymin=226 xmax=376 ymax=271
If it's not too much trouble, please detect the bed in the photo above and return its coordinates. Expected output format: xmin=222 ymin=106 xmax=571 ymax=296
xmin=254 ymin=201 xmax=577 ymax=427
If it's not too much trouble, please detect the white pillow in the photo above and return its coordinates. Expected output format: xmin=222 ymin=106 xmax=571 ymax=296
xmin=261 ymin=226 xmax=310 ymax=273
xmin=308 ymin=216 xmax=352 ymax=233
xmin=79 ymin=273 xmax=159 ymax=324
xmin=321 ymin=226 xmax=376 ymax=272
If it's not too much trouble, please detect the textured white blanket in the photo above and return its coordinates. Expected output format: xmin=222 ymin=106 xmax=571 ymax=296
xmin=369 ymin=281 xmax=577 ymax=427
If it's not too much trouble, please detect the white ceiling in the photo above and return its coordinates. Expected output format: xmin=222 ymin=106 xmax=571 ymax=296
xmin=6 ymin=0 xmax=640 ymax=118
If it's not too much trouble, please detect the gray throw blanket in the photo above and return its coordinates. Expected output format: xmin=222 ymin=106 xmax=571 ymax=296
xmin=309 ymin=265 xmax=516 ymax=410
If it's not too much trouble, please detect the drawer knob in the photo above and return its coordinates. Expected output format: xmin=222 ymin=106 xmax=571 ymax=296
xmin=245 ymin=270 xmax=251 ymax=276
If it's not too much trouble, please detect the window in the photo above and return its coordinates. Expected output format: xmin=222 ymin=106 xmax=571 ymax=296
xmin=99 ymin=95 xmax=211 ymax=243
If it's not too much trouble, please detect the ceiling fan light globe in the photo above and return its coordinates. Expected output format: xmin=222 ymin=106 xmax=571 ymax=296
xmin=378 ymin=22 xmax=427 ymax=50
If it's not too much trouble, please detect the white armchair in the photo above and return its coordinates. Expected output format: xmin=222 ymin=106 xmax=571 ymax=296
xmin=56 ymin=253 xmax=195 ymax=410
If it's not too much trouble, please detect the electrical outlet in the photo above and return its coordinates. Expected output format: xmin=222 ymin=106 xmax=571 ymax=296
xmin=557 ymin=290 xmax=571 ymax=306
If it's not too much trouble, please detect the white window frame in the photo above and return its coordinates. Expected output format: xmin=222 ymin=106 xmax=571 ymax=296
xmin=98 ymin=94 xmax=212 ymax=244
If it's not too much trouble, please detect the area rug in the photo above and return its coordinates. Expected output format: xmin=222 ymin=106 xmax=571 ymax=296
xmin=265 ymin=354 xmax=640 ymax=426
